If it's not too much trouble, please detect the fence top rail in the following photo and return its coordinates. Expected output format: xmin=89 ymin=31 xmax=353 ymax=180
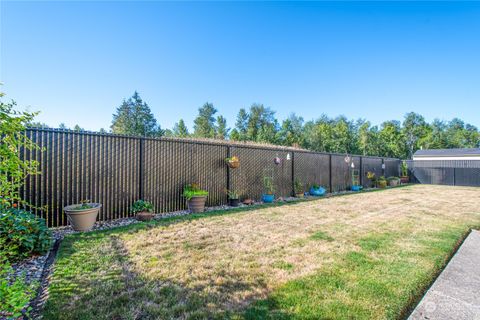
xmin=25 ymin=127 xmax=401 ymax=160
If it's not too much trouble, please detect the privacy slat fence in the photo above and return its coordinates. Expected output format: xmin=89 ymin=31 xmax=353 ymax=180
xmin=408 ymin=160 xmax=480 ymax=187
xmin=21 ymin=128 xmax=401 ymax=227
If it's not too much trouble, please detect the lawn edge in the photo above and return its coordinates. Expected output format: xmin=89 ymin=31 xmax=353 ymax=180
xmin=400 ymin=227 xmax=478 ymax=320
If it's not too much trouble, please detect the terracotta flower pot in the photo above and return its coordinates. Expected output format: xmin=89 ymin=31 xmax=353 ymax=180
xmin=136 ymin=211 xmax=154 ymax=221
xmin=64 ymin=203 xmax=101 ymax=231
xmin=187 ymin=196 xmax=207 ymax=213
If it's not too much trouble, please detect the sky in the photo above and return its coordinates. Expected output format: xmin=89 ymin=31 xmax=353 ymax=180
xmin=1 ymin=1 xmax=479 ymax=131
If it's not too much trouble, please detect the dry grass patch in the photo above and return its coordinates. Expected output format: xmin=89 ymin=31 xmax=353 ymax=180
xmin=43 ymin=185 xmax=480 ymax=319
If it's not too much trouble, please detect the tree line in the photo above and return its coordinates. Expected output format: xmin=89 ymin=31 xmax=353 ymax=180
xmin=31 ymin=91 xmax=480 ymax=159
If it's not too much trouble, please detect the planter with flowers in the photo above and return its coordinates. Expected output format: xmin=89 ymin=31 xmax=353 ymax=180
xmin=377 ymin=176 xmax=387 ymax=188
xmin=387 ymin=176 xmax=400 ymax=187
xmin=225 ymin=156 xmax=240 ymax=169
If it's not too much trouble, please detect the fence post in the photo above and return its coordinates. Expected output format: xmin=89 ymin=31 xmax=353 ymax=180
xmin=139 ymin=138 xmax=145 ymax=199
xmin=453 ymin=167 xmax=456 ymax=186
xmin=226 ymin=146 xmax=231 ymax=193
xmin=359 ymin=156 xmax=363 ymax=186
xmin=329 ymin=154 xmax=333 ymax=193
xmin=291 ymin=152 xmax=295 ymax=196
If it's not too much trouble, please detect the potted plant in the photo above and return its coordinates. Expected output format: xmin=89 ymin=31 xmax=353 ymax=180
xmin=400 ymin=160 xmax=409 ymax=184
xmin=387 ymin=176 xmax=400 ymax=187
xmin=366 ymin=171 xmax=377 ymax=188
xmin=225 ymin=189 xmax=240 ymax=207
xmin=225 ymin=156 xmax=240 ymax=169
xmin=309 ymin=183 xmax=326 ymax=196
xmin=131 ymin=200 xmax=154 ymax=221
xmin=377 ymin=176 xmax=387 ymax=188
xmin=262 ymin=176 xmax=275 ymax=203
xmin=294 ymin=179 xmax=304 ymax=198
xmin=183 ymin=183 xmax=209 ymax=213
xmin=351 ymin=184 xmax=363 ymax=191
xmin=64 ymin=200 xmax=101 ymax=231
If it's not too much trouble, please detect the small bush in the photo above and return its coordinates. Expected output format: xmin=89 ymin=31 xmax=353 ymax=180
xmin=0 ymin=206 xmax=52 ymax=261
xmin=130 ymin=200 xmax=154 ymax=214
xmin=0 ymin=258 xmax=36 ymax=319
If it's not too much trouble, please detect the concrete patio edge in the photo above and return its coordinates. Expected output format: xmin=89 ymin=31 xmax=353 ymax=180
xmin=408 ymin=229 xmax=480 ymax=320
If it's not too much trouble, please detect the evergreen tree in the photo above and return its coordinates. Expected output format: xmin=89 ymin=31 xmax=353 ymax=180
xmin=172 ymin=119 xmax=189 ymax=138
xmin=111 ymin=91 xmax=161 ymax=137
xmin=215 ymin=115 xmax=229 ymax=140
xmin=193 ymin=102 xmax=217 ymax=138
xmin=234 ymin=108 xmax=249 ymax=141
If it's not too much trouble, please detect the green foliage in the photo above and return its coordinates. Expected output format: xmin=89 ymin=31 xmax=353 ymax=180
xmin=183 ymin=184 xmax=208 ymax=200
xmin=401 ymin=160 xmax=408 ymax=177
xmin=0 ymin=92 xmax=41 ymax=207
xmin=0 ymin=258 xmax=35 ymax=319
xmin=193 ymin=102 xmax=217 ymax=138
xmin=111 ymin=91 xmax=162 ymax=137
xmin=225 ymin=189 xmax=239 ymax=200
xmin=172 ymin=119 xmax=189 ymax=137
xmin=263 ymin=176 xmax=275 ymax=195
xmin=130 ymin=200 xmax=154 ymax=214
xmin=0 ymin=206 xmax=52 ymax=261
xmin=215 ymin=115 xmax=229 ymax=140
xmin=294 ymin=179 xmax=304 ymax=193
xmin=68 ymin=200 xmax=97 ymax=211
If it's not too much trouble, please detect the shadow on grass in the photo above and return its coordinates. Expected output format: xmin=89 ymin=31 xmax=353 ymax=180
xmin=42 ymin=233 xmax=292 ymax=320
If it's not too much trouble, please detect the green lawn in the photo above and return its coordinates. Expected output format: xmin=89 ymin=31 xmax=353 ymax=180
xmin=42 ymin=185 xmax=480 ymax=319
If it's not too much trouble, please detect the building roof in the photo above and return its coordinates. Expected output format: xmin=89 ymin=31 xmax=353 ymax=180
xmin=414 ymin=148 xmax=480 ymax=157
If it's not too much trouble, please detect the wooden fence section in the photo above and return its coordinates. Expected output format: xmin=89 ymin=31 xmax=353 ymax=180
xmin=21 ymin=128 xmax=400 ymax=227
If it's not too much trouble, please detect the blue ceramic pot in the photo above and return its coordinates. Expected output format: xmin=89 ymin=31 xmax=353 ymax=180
xmin=262 ymin=194 xmax=275 ymax=203
xmin=351 ymin=185 xmax=363 ymax=191
xmin=309 ymin=187 xmax=326 ymax=196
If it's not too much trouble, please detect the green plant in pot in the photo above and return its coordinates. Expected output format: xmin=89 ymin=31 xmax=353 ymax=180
xmin=262 ymin=176 xmax=275 ymax=203
xmin=387 ymin=176 xmax=400 ymax=187
xmin=366 ymin=171 xmax=377 ymax=188
xmin=294 ymin=179 xmax=304 ymax=198
xmin=377 ymin=176 xmax=387 ymax=188
xmin=225 ymin=189 xmax=240 ymax=207
xmin=64 ymin=200 xmax=102 ymax=231
xmin=131 ymin=200 xmax=154 ymax=221
xmin=183 ymin=183 xmax=208 ymax=213
xmin=400 ymin=160 xmax=409 ymax=183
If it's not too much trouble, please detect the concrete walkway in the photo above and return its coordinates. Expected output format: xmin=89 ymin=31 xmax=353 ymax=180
xmin=409 ymin=230 xmax=480 ymax=320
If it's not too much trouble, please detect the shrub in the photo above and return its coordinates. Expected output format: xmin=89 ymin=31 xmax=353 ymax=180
xmin=263 ymin=176 xmax=275 ymax=195
xmin=0 ymin=91 xmax=41 ymax=208
xmin=294 ymin=179 xmax=304 ymax=193
xmin=130 ymin=200 xmax=154 ymax=214
xmin=0 ymin=258 xmax=35 ymax=319
xmin=401 ymin=160 xmax=408 ymax=177
xmin=183 ymin=184 xmax=208 ymax=200
xmin=225 ymin=189 xmax=239 ymax=200
xmin=0 ymin=206 xmax=52 ymax=261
